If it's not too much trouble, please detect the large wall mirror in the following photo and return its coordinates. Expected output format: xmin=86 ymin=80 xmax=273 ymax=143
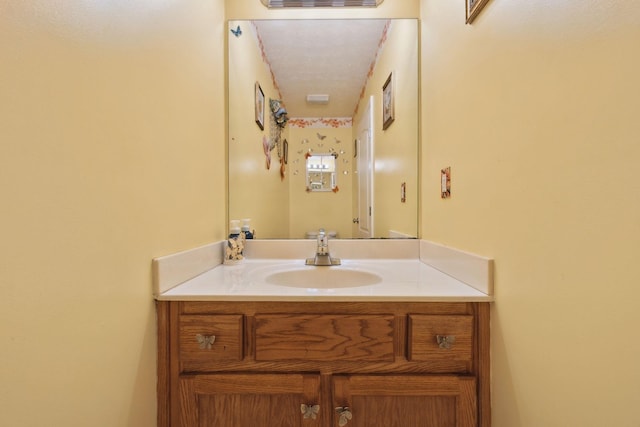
xmin=228 ymin=19 xmax=418 ymax=239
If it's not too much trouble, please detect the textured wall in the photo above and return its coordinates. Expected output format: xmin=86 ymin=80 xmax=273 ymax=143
xmin=0 ymin=1 xmax=226 ymax=425
xmin=421 ymin=0 xmax=640 ymax=425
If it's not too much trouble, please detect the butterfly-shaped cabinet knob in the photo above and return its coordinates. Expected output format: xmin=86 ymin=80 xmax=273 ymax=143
xmin=335 ymin=406 xmax=352 ymax=426
xmin=436 ymin=335 xmax=456 ymax=349
xmin=301 ymin=404 xmax=320 ymax=420
xmin=195 ymin=334 xmax=216 ymax=350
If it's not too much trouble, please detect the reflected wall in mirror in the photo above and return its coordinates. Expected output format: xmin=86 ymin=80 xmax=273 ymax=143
xmin=228 ymin=19 xmax=418 ymax=239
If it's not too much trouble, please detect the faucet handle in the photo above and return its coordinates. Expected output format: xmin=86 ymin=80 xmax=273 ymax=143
xmin=316 ymin=229 xmax=328 ymax=255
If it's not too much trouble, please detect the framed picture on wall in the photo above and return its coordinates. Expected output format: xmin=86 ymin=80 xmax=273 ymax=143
xmin=382 ymin=72 xmax=394 ymax=130
xmin=283 ymin=139 xmax=288 ymax=164
xmin=466 ymin=0 xmax=490 ymax=24
xmin=255 ymin=81 xmax=265 ymax=130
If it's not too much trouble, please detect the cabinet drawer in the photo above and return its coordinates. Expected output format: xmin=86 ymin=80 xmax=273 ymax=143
xmin=408 ymin=315 xmax=473 ymax=372
xmin=179 ymin=315 xmax=243 ymax=371
xmin=254 ymin=314 xmax=395 ymax=362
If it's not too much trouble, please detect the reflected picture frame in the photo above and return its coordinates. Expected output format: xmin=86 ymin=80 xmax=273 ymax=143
xmin=382 ymin=72 xmax=394 ymax=130
xmin=255 ymin=81 xmax=265 ymax=130
xmin=466 ymin=0 xmax=490 ymax=24
xmin=283 ymin=139 xmax=288 ymax=164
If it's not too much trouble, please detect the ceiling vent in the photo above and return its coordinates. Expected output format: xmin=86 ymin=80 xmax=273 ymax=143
xmin=261 ymin=0 xmax=383 ymax=7
xmin=306 ymin=94 xmax=330 ymax=104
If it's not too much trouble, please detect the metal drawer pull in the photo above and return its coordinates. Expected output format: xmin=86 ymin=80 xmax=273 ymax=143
xmin=301 ymin=404 xmax=320 ymax=420
xmin=436 ymin=335 xmax=456 ymax=349
xmin=335 ymin=406 xmax=352 ymax=426
xmin=195 ymin=334 xmax=216 ymax=350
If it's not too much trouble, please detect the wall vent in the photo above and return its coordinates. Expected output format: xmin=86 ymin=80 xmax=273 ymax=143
xmin=306 ymin=94 xmax=330 ymax=104
xmin=261 ymin=0 xmax=383 ymax=8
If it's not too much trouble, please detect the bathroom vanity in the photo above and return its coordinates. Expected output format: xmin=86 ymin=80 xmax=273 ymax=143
xmin=154 ymin=240 xmax=493 ymax=427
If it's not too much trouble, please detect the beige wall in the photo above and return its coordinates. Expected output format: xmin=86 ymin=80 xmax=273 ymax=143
xmin=421 ymin=0 xmax=640 ymax=425
xmin=4 ymin=0 xmax=638 ymax=426
xmin=0 ymin=1 xmax=226 ymax=426
xmin=228 ymin=20 xmax=289 ymax=239
xmin=287 ymin=125 xmax=354 ymax=238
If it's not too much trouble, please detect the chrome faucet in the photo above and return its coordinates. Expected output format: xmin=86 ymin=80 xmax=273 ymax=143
xmin=306 ymin=229 xmax=340 ymax=266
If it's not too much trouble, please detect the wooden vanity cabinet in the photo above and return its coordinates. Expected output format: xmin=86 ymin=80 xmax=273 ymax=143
xmin=332 ymin=375 xmax=477 ymax=427
xmin=157 ymin=301 xmax=490 ymax=427
xmin=178 ymin=373 xmax=322 ymax=427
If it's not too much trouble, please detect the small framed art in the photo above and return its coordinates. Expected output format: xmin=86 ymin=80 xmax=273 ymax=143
xmin=382 ymin=72 xmax=394 ymax=130
xmin=255 ymin=81 xmax=265 ymax=130
xmin=466 ymin=0 xmax=490 ymax=24
xmin=283 ymin=139 xmax=288 ymax=164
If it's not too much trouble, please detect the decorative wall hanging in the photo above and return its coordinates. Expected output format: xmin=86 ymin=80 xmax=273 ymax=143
xmin=382 ymin=72 xmax=395 ymax=130
xmin=270 ymin=99 xmax=289 ymax=129
xmin=288 ymin=117 xmax=352 ymax=128
xmin=230 ymin=25 xmax=242 ymax=37
xmin=262 ymin=135 xmax=271 ymax=169
xmin=466 ymin=0 xmax=490 ymax=24
xmin=269 ymin=99 xmax=288 ymax=156
xmin=255 ymin=82 xmax=265 ymax=130
xmin=280 ymin=157 xmax=286 ymax=181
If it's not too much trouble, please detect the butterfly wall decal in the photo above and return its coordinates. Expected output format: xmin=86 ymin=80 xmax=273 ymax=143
xmin=230 ymin=25 xmax=242 ymax=37
xmin=317 ymin=132 xmax=326 ymax=140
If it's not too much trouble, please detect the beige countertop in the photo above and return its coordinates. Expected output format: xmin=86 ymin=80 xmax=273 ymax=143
xmin=156 ymin=258 xmax=493 ymax=302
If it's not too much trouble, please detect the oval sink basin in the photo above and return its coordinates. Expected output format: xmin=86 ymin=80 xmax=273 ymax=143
xmin=265 ymin=267 xmax=382 ymax=288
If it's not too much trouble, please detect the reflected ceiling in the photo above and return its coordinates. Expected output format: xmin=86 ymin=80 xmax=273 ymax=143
xmin=253 ymin=19 xmax=388 ymax=117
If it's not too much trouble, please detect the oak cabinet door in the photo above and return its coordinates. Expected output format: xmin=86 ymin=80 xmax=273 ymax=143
xmin=178 ymin=373 xmax=321 ymax=427
xmin=332 ymin=375 xmax=477 ymax=427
